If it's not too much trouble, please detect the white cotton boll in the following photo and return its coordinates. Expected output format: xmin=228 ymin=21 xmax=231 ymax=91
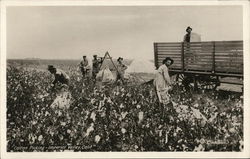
xmin=121 ymin=112 xmax=128 ymax=119
xmin=201 ymin=120 xmax=206 ymax=127
xmin=38 ymin=135 xmax=43 ymax=141
xmin=90 ymin=111 xmax=96 ymax=121
xmin=136 ymin=105 xmax=141 ymax=109
xmin=120 ymin=104 xmax=124 ymax=108
xmin=95 ymin=135 xmax=101 ymax=143
xmin=77 ymin=77 xmax=80 ymax=82
xmin=138 ymin=111 xmax=144 ymax=123
xmin=45 ymin=111 xmax=49 ymax=117
xmin=165 ymin=133 xmax=168 ymax=143
xmin=101 ymin=112 xmax=106 ymax=117
xmin=134 ymin=145 xmax=138 ymax=149
xmin=173 ymin=132 xmax=177 ymax=137
xmin=85 ymin=124 xmax=94 ymax=137
xmin=58 ymin=111 xmax=62 ymax=116
xmin=229 ymin=128 xmax=236 ymax=133
xmin=32 ymin=121 xmax=37 ymax=125
xmin=239 ymin=140 xmax=243 ymax=151
xmin=118 ymin=117 xmax=122 ymax=121
xmin=59 ymin=135 xmax=64 ymax=141
xmin=159 ymin=130 xmax=162 ymax=137
xmin=90 ymin=99 xmax=95 ymax=104
xmin=60 ymin=122 xmax=66 ymax=126
xmin=67 ymin=129 xmax=71 ymax=134
xmin=121 ymin=128 xmax=127 ymax=134
xmin=176 ymin=127 xmax=182 ymax=132
xmin=194 ymin=103 xmax=199 ymax=108
xmin=194 ymin=144 xmax=205 ymax=152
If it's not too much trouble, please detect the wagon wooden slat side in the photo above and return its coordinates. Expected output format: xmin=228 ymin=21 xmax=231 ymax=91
xmin=154 ymin=41 xmax=243 ymax=91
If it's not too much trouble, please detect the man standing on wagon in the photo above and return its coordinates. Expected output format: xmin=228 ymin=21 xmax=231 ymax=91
xmin=183 ymin=26 xmax=201 ymax=43
xmin=153 ymin=57 xmax=174 ymax=105
xmin=183 ymin=26 xmax=201 ymax=65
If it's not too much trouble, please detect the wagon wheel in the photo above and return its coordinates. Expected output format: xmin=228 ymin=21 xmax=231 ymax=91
xmin=197 ymin=76 xmax=220 ymax=90
xmin=175 ymin=73 xmax=194 ymax=91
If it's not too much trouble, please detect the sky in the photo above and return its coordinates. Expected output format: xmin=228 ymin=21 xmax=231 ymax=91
xmin=7 ymin=6 xmax=243 ymax=60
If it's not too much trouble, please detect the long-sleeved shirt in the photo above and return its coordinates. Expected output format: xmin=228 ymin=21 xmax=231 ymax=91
xmin=53 ymin=69 xmax=70 ymax=85
xmin=117 ymin=63 xmax=127 ymax=75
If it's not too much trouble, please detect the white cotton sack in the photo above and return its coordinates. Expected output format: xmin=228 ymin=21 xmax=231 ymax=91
xmin=138 ymin=111 xmax=144 ymax=123
xmin=102 ymin=68 xmax=115 ymax=82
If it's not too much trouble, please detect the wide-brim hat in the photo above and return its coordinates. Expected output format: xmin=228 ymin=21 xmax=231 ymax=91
xmin=163 ymin=57 xmax=174 ymax=65
xmin=117 ymin=57 xmax=123 ymax=61
xmin=48 ymin=65 xmax=56 ymax=70
xmin=186 ymin=26 xmax=192 ymax=32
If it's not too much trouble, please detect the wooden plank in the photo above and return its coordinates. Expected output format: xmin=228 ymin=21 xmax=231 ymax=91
xmin=157 ymin=52 xmax=182 ymax=55
xmin=215 ymin=41 xmax=243 ymax=45
xmin=157 ymin=48 xmax=181 ymax=50
xmin=185 ymin=63 xmax=213 ymax=67
xmin=215 ymin=67 xmax=243 ymax=70
xmin=215 ymin=55 xmax=243 ymax=58
xmin=156 ymin=45 xmax=181 ymax=48
xmin=215 ymin=68 xmax=243 ymax=73
xmin=215 ymin=61 xmax=243 ymax=64
xmin=156 ymin=45 xmax=182 ymax=48
xmin=215 ymin=64 xmax=243 ymax=68
xmin=215 ymin=58 xmax=243 ymax=61
xmin=215 ymin=54 xmax=243 ymax=56
xmin=184 ymin=60 xmax=213 ymax=64
xmin=157 ymin=50 xmax=182 ymax=53
xmin=154 ymin=43 xmax=158 ymax=68
xmin=212 ymin=41 xmax=216 ymax=73
xmin=215 ymin=42 xmax=243 ymax=45
xmin=215 ymin=56 xmax=243 ymax=59
xmin=215 ymin=49 xmax=243 ymax=52
xmin=215 ymin=47 xmax=243 ymax=51
xmin=157 ymin=55 xmax=182 ymax=57
xmin=215 ymin=44 xmax=243 ymax=48
xmin=156 ymin=42 xmax=181 ymax=45
xmin=215 ymin=59 xmax=243 ymax=63
xmin=184 ymin=43 xmax=214 ymax=46
xmin=215 ymin=70 xmax=243 ymax=74
xmin=158 ymin=57 xmax=182 ymax=60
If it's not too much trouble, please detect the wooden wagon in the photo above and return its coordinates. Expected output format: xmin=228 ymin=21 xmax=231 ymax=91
xmin=154 ymin=41 xmax=243 ymax=90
